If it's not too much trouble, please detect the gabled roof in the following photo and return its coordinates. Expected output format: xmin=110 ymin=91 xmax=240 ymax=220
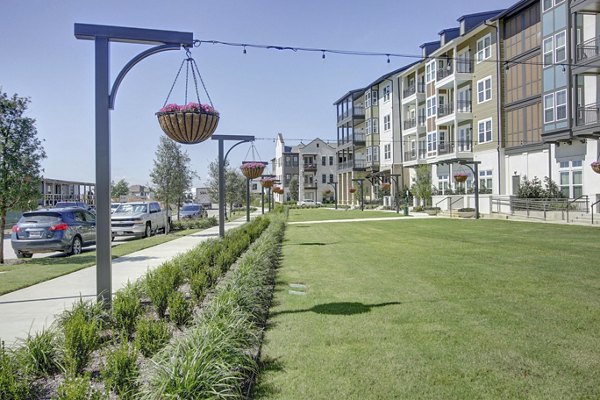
xmin=420 ymin=41 xmax=441 ymax=57
xmin=490 ymin=0 xmax=536 ymax=20
xmin=458 ymin=10 xmax=505 ymax=33
xmin=333 ymin=88 xmax=364 ymax=105
xmin=365 ymin=61 xmax=420 ymax=88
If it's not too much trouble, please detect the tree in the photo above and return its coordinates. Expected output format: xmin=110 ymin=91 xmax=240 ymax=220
xmin=206 ymin=158 xmax=247 ymax=216
xmin=110 ymin=178 xmax=129 ymax=200
xmin=150 ymin=137 xmax=195 ymax=221
xmin=288 ymin=176 xmax=299 ymax=202
xmin=410 ymin=165 xmax=433 ymax=207
xmin=0 ymin=91 xmax=46 ymax=263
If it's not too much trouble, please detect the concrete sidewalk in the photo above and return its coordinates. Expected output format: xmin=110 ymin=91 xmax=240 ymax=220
xmin=0 ymin=215 xmax=259 ymax=346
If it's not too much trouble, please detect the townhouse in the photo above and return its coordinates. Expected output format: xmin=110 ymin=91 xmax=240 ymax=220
xmin=273 ymin=133 xmax=299 ymax=202
xmin=296 ymin=138 xmax=337 ymax=203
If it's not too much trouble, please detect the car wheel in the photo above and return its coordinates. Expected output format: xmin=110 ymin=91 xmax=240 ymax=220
xmin=143 ymin=223 xmax=151 ymax=238
xmin=16 ymin=251 xmax=33 ymax=259
xmin=69 ymin=236 xmax=82 ymax=256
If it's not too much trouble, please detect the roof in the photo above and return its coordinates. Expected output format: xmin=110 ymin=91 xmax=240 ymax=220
xmin=365 ymin=61 xmax=420 ymax=87
xmin=458 ymin=9 xmax=505 ymax=33
xmin=491 ymin=0 xmax=535 ymax=20
xmin=333 ymin=88 xmax=364 ymax=105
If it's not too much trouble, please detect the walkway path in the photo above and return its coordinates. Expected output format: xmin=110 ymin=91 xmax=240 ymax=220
xmin=0 ymin=215 xmax=259 ymax=346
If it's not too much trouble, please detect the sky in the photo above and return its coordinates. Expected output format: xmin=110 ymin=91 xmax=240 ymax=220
xmin=1 ymin=0 xmax=517 ymax=189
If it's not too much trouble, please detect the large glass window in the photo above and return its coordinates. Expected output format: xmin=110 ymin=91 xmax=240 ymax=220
xmin=479 ymin=170 xmax=493 ymax=191
xmin=476 ymin=34 xmax=492 ymax=63
xmin=384 ymin=114 xmax=391 ymax=131
xmin=556 ymin=89 xmax=567 ymax=120
xmin=555 ymin=31 xmax=566 ymax=63
xmin=544 ymin=93 xmax=555 ymax=123
xmin=426 ymin=97 xmax=437 ymax=118
xmin=477 ymin=77 xmax=492 ymax=104
xmin=543 ymin=37 xmax=553 ymax=67
xmin=383 ymin=85 xmax=391 ymax=102
xmin=559 ymin=160 xmax=583 ymax=198
xmin=478 ymin=118 xmax=492 ymax=144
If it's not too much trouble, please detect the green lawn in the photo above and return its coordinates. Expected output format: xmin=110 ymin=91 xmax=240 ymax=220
xmin=287 ymin=207 xmax=405 ymax=222
xmin=0 ymin=230 xmax=199 ymax=295
xmin=254 ymin=210 xmax=600 ymax=399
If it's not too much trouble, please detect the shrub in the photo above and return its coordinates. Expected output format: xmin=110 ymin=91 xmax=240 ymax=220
xmin=145 ymin=262 xmax=183 ymax=318
xmin=55 ymin=374 xmax=101 ymax=400
xmin=0 ymin=341 xmax=31 ymax=399
xmin=458 ymin=207 xmax=475 ymax=212
xmin=112 ymin=283 xmax=142 ymax=338
xmin=168 ymin=291 xmax=193 ymax=327
xmin=189 ymin=271 xmax=209 ymax=303
xmin=62 ymin=304 xmax=101 ymax=375
xmin=134 ymin=317 xmax=171 ymax=358
xmin=102 ymin=342 xmax=139 ymax=399
xmin=18 ymin=328 xmax=61 ymax=376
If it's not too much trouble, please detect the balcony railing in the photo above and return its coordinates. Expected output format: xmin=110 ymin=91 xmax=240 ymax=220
xmin=418 ymin=115 xmax=426 ymax=127
xmin=437 ymin=141 xmax=455 ymax=155
xmin=337 ymin=159 xmax=367 ymax=170
xmin=353 ymin=105 xmax=365 ymax=118
xmin=456 ymin=100 xmax=472 ymax=113
xmin=438 ymin=103 xmax=454 ymax=118
xmin=457 ymin=140 xmax=472 ymax=152
xmin=353 ymin=132 xmax=366 ymax=144
xmin=576 ymin=36 xmax=599 ymax=62
xmin=403 ymin=85 xmax=415 ymax=98
xmin=303 ymin=163 xmax=317 ymax=171
xmin=576 ymin=103 xmax=600 ymax=126
xmin=437 ymin=67 xmax=453 ymax=80
xmin=456 ymin=59 xmax=473 ymax=73
xmin=404 ymin=150 xmax=417 ymax=162
xmin=304 ymin=183 xmax=317 ymax=189
xmin=404 ymin=118 xmax=416 ymax=129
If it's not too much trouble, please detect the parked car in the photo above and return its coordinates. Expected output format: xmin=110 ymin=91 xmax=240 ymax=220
xmin=11 ymin=207 xmax=97 ymax=258
xmin=53 ymin=201 xmax=94 ymax=212
xmin=298 ymin=199 xmax=322 ymax=206
xmin=180 ymin=204 xmax=208 ymax=219
xmin=111 ymin=203 xmax=121 ymax=214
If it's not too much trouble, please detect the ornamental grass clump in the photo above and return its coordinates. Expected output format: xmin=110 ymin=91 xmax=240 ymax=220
xmin=102 ymin=341 xmax=140 ymax=400
xmin=55 ymin=374 xmax=101 ymax=400
xmin=18 ymin=328 xmax=61 ymax=377
xmin=61 ymin=300 xmax=103 ymax=375
xmin=134 ymin=317 xmax=171 ymax=358
xmin=168 ymin=291 xmax=193 ymax=327
xmin=0 ymin=340 xmax=32 ymax=400
xmin=145 ymin=262 xmax=184 ymax=318
xmin=189 ymin=270 xmax=209 ymax=304
xmin=112 ymin=282 xmax=142 ymax=338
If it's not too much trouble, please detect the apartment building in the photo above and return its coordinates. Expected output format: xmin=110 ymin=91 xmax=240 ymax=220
xmin=296 ymin=138 xmax=337 ymax=203
xmin=273 ymin=133 xmax=299 ymax=202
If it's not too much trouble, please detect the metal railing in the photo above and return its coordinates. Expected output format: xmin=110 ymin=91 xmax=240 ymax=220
xmin=565 ymin=195 xmax=589 ymax=223
xmin=576 ymin=103 xmax=600 ymax=126
xmin=456 ymin=100 xmax=472 ymax=113
xmin=404 ymin=150 xmax=417 ymax=162
xmin=490 ymin=196 xmax=589 ymax=221
xmin=438 ymin=141 xmax=455 ymax=155
xmin=437 ymin=67 xmax=453 ymax=80
xmin=456 ymin=59 xmax=473 ymax=73
xmin=403 ymin=85 xmax=415 ymax=98
xmin=404 ymin=118 xmax=416 ymax=129
xmin=576 ymin=36 xmax=599 ymax=62
xmin=438 ymin=103 xmax=454 ymax=118
xmin=591 ymin=198 xmax=600 ymax=225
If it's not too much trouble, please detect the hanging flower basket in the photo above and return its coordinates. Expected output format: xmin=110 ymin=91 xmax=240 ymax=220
xmin=240 ymin=162 xmax=266 ymax=179
xmin=156 ymin=103 xmax=219 ymax=145
xmin=453 ymin=173 xmax=468 ymax=183
xmin=349 ymin=187 xmax=357 ymax=193
xmin=381 ymin=183 xmax=391 ymax=190
xmin=591 ymin=161 xmax=600 ymax=174
xmin=260 ymin=177 xmax=274 ymax=188
xmin=273 ymin=187 xmax=283 ymax=194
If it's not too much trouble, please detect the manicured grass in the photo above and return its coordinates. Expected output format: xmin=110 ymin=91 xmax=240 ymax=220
xmin=287 ymin=207 xmax=405 ymax=222
xmin=254 ymin=215 xmax=600 ymax=399
xmin=0 ymin=230 xmax=200 ymax=295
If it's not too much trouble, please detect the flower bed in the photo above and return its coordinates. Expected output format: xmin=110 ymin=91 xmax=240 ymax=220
xmin=1 ymin=216 xmax=275 ymax=399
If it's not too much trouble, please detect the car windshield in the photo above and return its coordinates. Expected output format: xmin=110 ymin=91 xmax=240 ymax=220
xmin=111 ymin=204 xmax=120 ymax=209
xmin=20 ymin=212 xmax=62 ymax=224
xmin=182 ymin=205 xmax=200 ymax=211
xmin=116 ymin=204 xmax=148 ymax=213
xmin=55 ymin=202 xmax=80 ymax=208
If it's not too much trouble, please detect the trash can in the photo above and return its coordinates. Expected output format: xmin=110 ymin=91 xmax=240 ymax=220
xmin=403 ymin=206 xmax=409 ymax=216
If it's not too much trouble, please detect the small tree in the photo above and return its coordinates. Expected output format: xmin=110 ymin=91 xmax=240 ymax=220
xmin=288 ymin=176 xmax=299 ymax=202
xmin=150 ymin=137 xmax=195 ymax=221
xmin=206 ymin=158 xmax=247 ymax=215
xmin=410 ymin=165 xmax=432 ymax=207
xmin=111 ymin=178 xmax=129 ymax=200
xmin=518 ymin=176 xmax=565 ymax=199
xmin=0 ymin=91 xmax=46 ymax=263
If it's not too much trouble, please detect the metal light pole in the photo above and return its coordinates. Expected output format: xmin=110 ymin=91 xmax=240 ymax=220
xmin=352 ymin=178 xmax=365 ymax=211
xmin=458 ymin=160 xmax=481 ymax=219
xmin=212 ymin=135 xmax=255 ymax=237
xmin=246 ymin=178 xmax=251 ymax=222
xmin=389 ymin=173 xmax=403 ymax=214
xmin=75 ymin=23 xmax=193 ymax=307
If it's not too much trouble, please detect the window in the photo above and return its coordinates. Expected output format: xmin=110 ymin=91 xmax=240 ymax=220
xmin=544 ymin=93 xmax=555 ymax=123
xmin=384 ymin=144 xmax=391 ymax=160
xmin=293 ymin=156 xmax=298 ymax=166
xmin=426 ymin=60 xmax=436 ymax=83
xmin=372 ymin=118 xmax=378 ymax=133
xmin=458 ymin=126 xmax=472 ymax=151
xmin=476 ymin=34 xmax=492 ymax=63
xmin=329 ymin=174 xmax=334 ymax=183
xmin=555 ymin=31 xmax=566 ymax=63
xmin=556 ymin=89 xmax=567 ymax=120
xmin=543 ymin=0 xmax=552 ymax=11
xmin=543 ymin=37 xmax=553 ymax=67
xmin=559 ymin=160 xmax=583 ymax=198
xmin=427 ymin=132 xmax=437 ymax=154
xmin=479 ymin=170 xmax=493 ymax=191
xmin=285 ymin=156 xmax=291 ymax=166
xmin=383 ymin=85 xmax=391 ymax=102
xmin=426 ymin=96 xmax=437 ymax=118
xmin=286 ymin=173 xmax=291 ymax=183
xmin=322 ymin=174 xmax=327 ymax=184
xmin=478 ymin=118 xmax=493 ymax=144
xmin=365 ymin=91 xmax=371 ymax=108
xmin=477 ymin=77 xmax=492 ymax=104
xmin=321 ymin=156 xmax=326 ymax=166
xmin=329 ymin=156 xmax=334 ymax=166
xmin=372 ymin=91 xmax=378 ymax=105
xmin=384 ymin=114 xmax=391 ymax=131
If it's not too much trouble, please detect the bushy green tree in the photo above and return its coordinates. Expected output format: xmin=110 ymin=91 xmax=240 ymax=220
xmin=410 ymin=165 xmax=432 ymax=207
xmin=150 ymin=137 xmax=195 ymax=220
xmin=111 ymin=178 xmax=129 ymax=200
xmin=518 ymin=176 xmax=565 ymax=199
xmin=206 ymin=158 xmax=247 ymax=214
xmin=289 ymin=176 xmax=299 ymax=202
xmin=0 ymin=90 xmax=46 ymax=264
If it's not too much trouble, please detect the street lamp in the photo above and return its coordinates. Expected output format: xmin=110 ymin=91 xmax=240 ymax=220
xmin=457 ymin=160 xmax=481 ymax=219
xmin=352 ymin=178 xmax=365 ymax=211
xmin=329 ymin=181 xmax=338 ymax=210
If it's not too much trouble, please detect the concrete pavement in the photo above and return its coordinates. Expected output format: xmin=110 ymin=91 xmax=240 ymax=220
xmin=0 ymin=214 xmax=258 ymax=346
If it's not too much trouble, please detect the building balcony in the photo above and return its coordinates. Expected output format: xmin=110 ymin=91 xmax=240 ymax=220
xmin=436 ymin=100 xmax=472 ymax=126
xmin=336 ymin=106 xmax=366 ymax=123
xmin=436 ymin=61 xmax=473 ymax=89
xmin=303 ymin=163 xmax=317 ymax=171
xmin=572 ymin=0 xmax=600 ymax=13
xmin=354 ymin=132 xmax=366 ymax=145
xmin=404 ymin=150 xmax=417 ymax=162
xmin=337 ymin=159 xmax=367 ymax=171
xmin=304 ymin=183 xmax=318 ymax=189
xmin=574 ymin=103 xmax=600 ymax=138
xmin=574 ymin=36 xmax=600 ymax=73
xmin=404 ymin=119 xmax=416 ymax=130
xmin=402 ymin=83 xmax=425 ymax=104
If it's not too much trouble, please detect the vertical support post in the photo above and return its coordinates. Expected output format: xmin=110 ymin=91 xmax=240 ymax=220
xmin=246 ymin=178 xmax=250 ymax=222
xmin=268 ymin=188 xmax=272 ymax=212
xmin=261 ymin=186 xmax=264 ymax=214
xmin=95 ymin=37 xmax=112 ymax=308
xmin=218 ymin=139 xmax=225 ymax=238
xmin=474 ymin=163 xmax=480 ymax=219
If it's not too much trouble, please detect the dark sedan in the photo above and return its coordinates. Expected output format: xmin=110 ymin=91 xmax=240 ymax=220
xmin=11 ymin=207 xmax=97 ymax=258
xmin=180 ymin=204 xmax=208 ymax=219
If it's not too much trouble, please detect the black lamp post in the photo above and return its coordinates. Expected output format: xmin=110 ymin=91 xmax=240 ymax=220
xmin=352 ymin=178 xmax=365 ymax=211
xmin=457 ymin=160 xmax=481 ymax=219
xmin=329 ymin=181 xmax=338 ymax=209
